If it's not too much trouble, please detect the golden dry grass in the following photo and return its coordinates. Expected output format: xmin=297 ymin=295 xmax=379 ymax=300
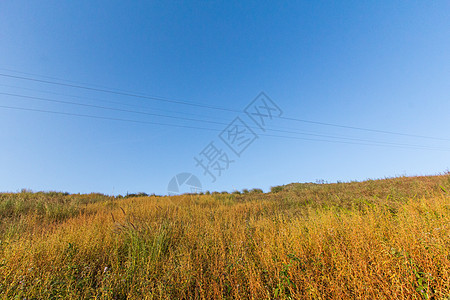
xmin=0 ymin=175 xmax=449 ymax=299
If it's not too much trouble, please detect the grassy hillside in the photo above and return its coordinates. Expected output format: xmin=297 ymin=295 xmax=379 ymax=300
xmin=0 ymin=175 xmax=449 ymax=299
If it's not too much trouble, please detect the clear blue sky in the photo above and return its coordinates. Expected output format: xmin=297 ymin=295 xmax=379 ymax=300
xmin=0 ymin=1 xmax=449 ymax=195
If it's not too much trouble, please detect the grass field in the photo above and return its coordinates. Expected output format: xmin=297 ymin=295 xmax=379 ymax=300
xmin=0 ymin=174 xmax=449 ymax=299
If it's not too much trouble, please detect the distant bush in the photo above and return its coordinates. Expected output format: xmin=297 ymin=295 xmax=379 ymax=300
xmin=125 ymin=192 xmax=149 ymax=198
xmin=149 ymin=193 xmax=162 ymax=197
xmin=250 ymin=188 xmax=264 ymax=194
xmin=232 ymin=190 xmax=241 ymax=195
xmin=242 ymin=189 xmax=249 ymax=194
xmin=43 ymin=191 xmax=71 ymax=197
xmin=270 ymin=186 xmax=283 ymax=193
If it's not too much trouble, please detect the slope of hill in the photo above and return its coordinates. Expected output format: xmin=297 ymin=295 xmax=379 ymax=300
xmin=0 ymin=175 xmax=449 ymax=299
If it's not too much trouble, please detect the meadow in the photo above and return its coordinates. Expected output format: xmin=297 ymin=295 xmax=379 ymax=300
xmin=0 ymin=174 xmax=449 ymax=299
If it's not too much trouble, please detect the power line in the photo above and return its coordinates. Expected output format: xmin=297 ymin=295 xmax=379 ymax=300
xmin=0 ymin=73 xmax=240 ymax=113
xmin=1 ymin=91 xmax=447 ymax=150
xmin=0 ymin=92 xmax=227 ymax=127
xmin=279 ymin=116 xmax=450 ymax=142
xmin=0 ymin=104 xmax=220 ymax=132
xmin=0 ymin=103 xmax=449 ymax=152
xmin=0 ymin=83 xmax=233 ymax=122
xmin=1 ymin=83 xmax=400 ymax=142
xmin=260 ymin=133 xmax=450 ymax=151
xmin=1 ymin=70 xmax=449 ymax=142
